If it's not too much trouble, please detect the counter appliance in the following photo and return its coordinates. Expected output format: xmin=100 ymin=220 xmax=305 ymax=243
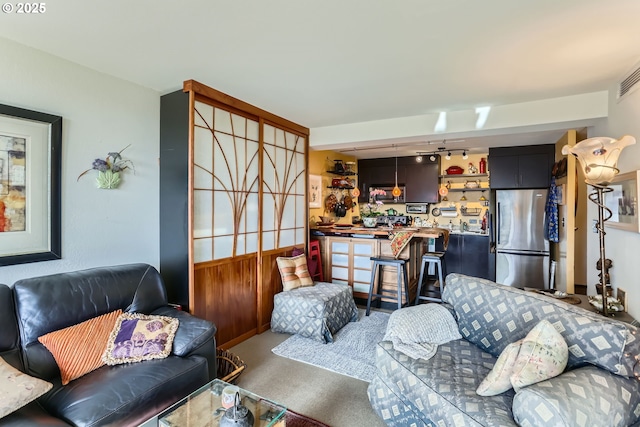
xmin=495 ymin=189 xmax=549 ymax=289
xmin=376 ymin=215 xmax=410 ymax=226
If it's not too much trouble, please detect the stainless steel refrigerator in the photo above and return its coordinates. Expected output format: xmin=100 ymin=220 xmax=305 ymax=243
xmin=495 ymin=189 xmax=550 ymax=289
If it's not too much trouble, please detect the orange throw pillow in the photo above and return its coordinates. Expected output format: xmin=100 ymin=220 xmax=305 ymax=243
xmin=38 ymin=309 xmax=122 ymax=385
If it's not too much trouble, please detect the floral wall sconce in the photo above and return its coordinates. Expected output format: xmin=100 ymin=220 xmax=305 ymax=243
xmin=77 ymin=145 xmax=134 ymax=189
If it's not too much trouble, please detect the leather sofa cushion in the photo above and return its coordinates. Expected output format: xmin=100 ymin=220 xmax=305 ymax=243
xmin=13 ymin=264 xmax=168 ymax=381
xmin=39 ymin=355 xmax=208 ymax=427
xmin=151 ymin=306 xmax=217 ymax=357
xmin=0 ymin=402 xmax=72 ymax=426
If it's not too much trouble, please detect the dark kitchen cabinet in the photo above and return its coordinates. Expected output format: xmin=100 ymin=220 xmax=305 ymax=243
xmin=404 ymin=159 xmax=440 ymax=203
xmin=489 ymin=145 xmax=555 ymax=189
xmin=444 ymin=234 xmax=490 ymax=280
xmin=357 ymin=155 xmax=439 ymax=203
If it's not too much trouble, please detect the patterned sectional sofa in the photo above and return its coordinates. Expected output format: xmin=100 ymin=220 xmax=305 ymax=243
xmin=368 ymin=273 xmax=640 ymax=426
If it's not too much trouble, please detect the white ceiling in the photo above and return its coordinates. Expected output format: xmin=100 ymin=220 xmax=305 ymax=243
xmin=1 ymin=0 xmax=639 ymax=158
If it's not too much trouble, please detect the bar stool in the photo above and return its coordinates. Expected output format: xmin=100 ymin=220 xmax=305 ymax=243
xmin=308 ymin=240 xmax=324 ymax=282
xmin=415 ymin=252 xmax=446 ymax=304
xmin=366 ymin=256 xmax=410 ymax=316
xmin=415 ymin=233 xmax=448 ymax=304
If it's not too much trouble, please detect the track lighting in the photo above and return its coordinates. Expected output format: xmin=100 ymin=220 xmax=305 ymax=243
xmin=445 ymin=151 xmax=451 ymax=160
xmin=416 ymin=155 xmax=423 ymax=163
xmin=462 ymin=150 xmax=468 ymax=159
xmin=429 ymin=155 xmax=436 ymax=161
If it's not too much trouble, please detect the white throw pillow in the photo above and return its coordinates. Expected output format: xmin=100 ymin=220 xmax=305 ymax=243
xmin=476 ymin=319 xmax=568 ymax=396
xmin=0 ymin=357 xmax=52 ymax=418
xmin=476 ymin=340 xmax=522 ymax=396
xmin=510 ymin=319 xmax=568 ymax=391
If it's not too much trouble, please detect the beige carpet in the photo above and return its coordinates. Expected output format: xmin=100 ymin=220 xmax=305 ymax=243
xmin=230 ymin=330 xmax=386 ymax=427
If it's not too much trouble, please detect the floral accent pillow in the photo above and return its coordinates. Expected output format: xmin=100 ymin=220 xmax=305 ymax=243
xmin=0 ymin=357 xmax=52 ymax=418
xmin=276 ymin=254 xmax=314 ymax=291
xmin=476 ymin=340 xmax=523 ymax=396
xmin=510 ymin=319 xmax=568 ymax=391
xmin=102 ymin=313 xmax=179 ymax=365
xmin=476 ymin=319 xmax=568 ymax=396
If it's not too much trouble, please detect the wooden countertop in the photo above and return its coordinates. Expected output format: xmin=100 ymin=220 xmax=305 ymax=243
xmin=312 ymin=225 xmax=444 ymax=239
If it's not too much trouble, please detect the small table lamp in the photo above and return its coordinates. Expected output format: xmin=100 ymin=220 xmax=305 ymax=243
xmin=562 ymin=135 xmax=636 ymax=315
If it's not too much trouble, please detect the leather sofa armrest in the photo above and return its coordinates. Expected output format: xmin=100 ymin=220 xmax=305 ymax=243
xmin=512 ymin=365 xmax=640 ymax=427
xmin=151 ymin=306 xmax=217 ymax=380
xmin=151 ymin=306 xmax=216 ymax=356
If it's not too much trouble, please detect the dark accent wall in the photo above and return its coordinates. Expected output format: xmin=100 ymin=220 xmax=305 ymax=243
xmin=159 ymin=90 xmax=190 ymax=310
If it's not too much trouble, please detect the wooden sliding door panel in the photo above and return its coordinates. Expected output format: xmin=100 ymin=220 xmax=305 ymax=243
xmin=261 ymin=123 xmax=306 ymax=251
xmin=192 ymin=101 xmax=260 ymax=262
xmin=163 ymin=81 xmax=309 ymax=348
xmin=193 ymin=256 xmax=257 ymax=348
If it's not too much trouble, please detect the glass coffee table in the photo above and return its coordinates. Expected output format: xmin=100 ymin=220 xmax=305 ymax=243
xmin=153 ymin=379 xmax=286 ymax=427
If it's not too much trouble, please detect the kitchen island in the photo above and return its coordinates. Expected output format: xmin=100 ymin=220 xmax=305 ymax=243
xmin=311 ymin=226 xmax=443 ymax=306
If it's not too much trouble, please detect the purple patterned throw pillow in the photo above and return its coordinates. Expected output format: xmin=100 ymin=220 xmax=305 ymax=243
xmin=102 ymin=313 xmax=179 ymax=365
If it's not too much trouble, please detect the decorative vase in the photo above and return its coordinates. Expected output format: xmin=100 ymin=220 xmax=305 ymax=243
xmin=363 ymin=217 xmax=377 ymax=228
xmin=96 ymin=170 xmax=121 ymax=189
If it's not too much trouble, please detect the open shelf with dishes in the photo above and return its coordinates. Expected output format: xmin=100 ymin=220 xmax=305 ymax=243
xmin=438 ymin=173 xmax=489 ymax=179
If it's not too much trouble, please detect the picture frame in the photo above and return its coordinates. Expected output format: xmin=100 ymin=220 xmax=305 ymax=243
xmin=604 ymin=170 xmax=640 ymax=233
xmin=308 ymin=174 xmax=322 ymax=208
xmin=0 ymin=103 xmax=62 ymax=266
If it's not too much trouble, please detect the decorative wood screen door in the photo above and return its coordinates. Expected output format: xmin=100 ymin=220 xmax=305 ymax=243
xmin=186 ymin=81 xmax=308 ymax=347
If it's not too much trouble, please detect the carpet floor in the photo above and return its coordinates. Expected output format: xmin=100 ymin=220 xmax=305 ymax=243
xmin=229 ymin=312 xmax=387 ymax=427
xmin=271 ymin=311 xmax=390 ymax=382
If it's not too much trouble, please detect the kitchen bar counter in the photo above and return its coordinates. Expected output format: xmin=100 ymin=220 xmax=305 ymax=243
xmin=312 ymin=225 xmax=443 ymax=238
xmin=312 ymin=227 xmax=449 ymax=307
xmin=312 ymin=225 xmax=493 ymax=306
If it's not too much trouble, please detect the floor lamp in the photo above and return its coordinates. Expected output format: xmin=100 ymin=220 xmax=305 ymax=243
xmin=562 ymin=135 xmax=636 ymax=316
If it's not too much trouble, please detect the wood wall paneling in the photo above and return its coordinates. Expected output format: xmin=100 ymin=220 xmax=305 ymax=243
xmin=193 ymin=255 xmax=258 ymax=348
xmin=258 ymin=247 xmax=295 ymax=333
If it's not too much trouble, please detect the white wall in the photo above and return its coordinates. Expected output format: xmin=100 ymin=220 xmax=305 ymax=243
xmin=589 ymin=82 xmax=640 ymax=319
xmin=0 ymin=37 xmax=160 ymax=285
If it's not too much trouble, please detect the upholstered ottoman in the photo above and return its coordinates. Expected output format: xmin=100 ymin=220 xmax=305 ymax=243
xmin=270 ymin=282 xmax=359 ymax=343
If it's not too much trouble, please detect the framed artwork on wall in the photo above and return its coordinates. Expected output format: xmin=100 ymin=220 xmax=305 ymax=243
xmin=0 ymin=103 xmax=62 ymax=266
xmin=604 ymin=170 xmax=640 ymax=233
xmin=308 ymin=174 xmax=322 ymax=208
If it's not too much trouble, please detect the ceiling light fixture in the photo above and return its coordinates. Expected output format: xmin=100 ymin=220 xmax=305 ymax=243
xmin=416 ymin=155 xmax=423 ymax=163
xmin=445 ymin=151 xmax=451 ymax=160
xmin=429 ymin=154 xmax=436 ymax=161
xmin=462 ymin=150 xmax=468 ymax=159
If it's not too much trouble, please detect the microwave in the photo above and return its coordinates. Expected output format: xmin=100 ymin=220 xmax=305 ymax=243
xmin=369 ymin=186 xmax=405 ymax=203
xmin=406 ymin=203 xmax=429 ymax=214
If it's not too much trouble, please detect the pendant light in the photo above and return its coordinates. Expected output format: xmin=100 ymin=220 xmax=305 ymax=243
xmin=392 ymin=154 xmax=402 ymax=198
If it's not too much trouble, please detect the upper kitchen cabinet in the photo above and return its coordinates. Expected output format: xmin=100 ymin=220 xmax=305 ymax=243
xmin=357 ymin=156 xmax=439 ymax=203
xmin=403 ymin=156 xmax=439 ymax=203
xmin=489 ymin=144 xmax=555 ymax=189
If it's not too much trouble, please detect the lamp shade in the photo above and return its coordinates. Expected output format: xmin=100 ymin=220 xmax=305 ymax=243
xmin=562 ymin=135 xmax=636 ymax=186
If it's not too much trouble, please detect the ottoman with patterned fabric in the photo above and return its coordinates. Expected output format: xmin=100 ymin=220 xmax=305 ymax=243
xmin=270 ymin=282 xmax=359 ymax=343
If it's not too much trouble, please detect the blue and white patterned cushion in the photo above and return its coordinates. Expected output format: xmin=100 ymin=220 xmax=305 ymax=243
xmin=442 ymin=274 xmax=637 ymax=377
xmin=369 ymin=339 xmax=518 ymax=426
xmin=512 ymin=366 xmax=640 ymax=427
xmin=367 ymin=375 xmax=435 ymax=427
xmin=270 ymin=282 xmax=358 ymax=343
